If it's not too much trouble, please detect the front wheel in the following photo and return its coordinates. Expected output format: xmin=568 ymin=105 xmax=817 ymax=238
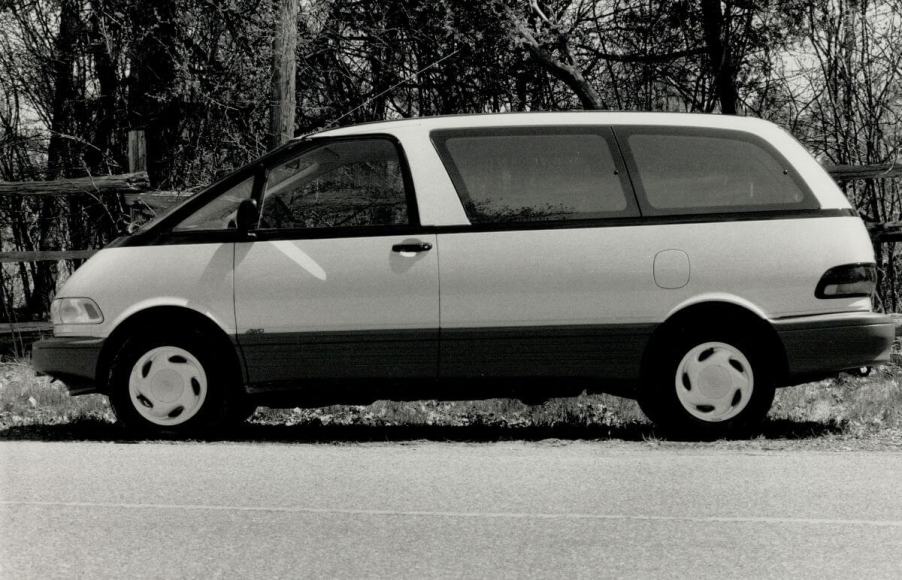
xmin=639 ymin=330 xmax=775 ymax=439
xmin=108 ymin=331 xmax=239 ymax=436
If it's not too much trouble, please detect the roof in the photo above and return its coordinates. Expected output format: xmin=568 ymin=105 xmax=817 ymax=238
xmin=309 ymin=111 xmax=779 ymax=139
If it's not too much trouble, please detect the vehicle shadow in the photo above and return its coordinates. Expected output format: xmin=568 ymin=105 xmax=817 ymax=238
xmin=0 ymin=417 xmax=847 ymax=444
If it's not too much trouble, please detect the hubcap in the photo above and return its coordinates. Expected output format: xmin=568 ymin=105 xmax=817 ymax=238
xmin=128 ymin=346 xmax=207 ymax=426
xmin=675 ymin=341 xmax=753 ymax=422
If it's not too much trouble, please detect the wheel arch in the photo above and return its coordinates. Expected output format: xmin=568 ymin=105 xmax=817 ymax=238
xmin=643 ymin=300 xmax=789 ymax=386
xmin=95 ymin=306 xmax=245 ymax=394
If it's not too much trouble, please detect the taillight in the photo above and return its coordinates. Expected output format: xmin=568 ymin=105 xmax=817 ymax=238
xmin=815 ymin=263 xmax=877 ymax=298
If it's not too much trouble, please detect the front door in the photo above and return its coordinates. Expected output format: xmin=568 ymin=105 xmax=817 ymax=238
xmin=234 ymin=137 xmax=438 ymax=389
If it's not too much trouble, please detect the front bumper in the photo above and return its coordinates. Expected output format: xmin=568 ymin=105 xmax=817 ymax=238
xmin=32 ymin=336 xmax=104 ymax=395
xmin=773 ymin=311 xmax=894 ymax=383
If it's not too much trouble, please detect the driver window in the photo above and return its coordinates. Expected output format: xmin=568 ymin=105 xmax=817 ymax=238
xmin=172 ymin=176 xmax=254 ymax=231
xmin=259 ymin=139 xmax=409 ymax=230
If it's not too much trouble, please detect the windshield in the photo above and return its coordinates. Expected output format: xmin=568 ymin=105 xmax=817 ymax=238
xmin=132 ymin=193 xmax=198 ymax=232
xmin=132 ymin=138 xmax=314 ymax=234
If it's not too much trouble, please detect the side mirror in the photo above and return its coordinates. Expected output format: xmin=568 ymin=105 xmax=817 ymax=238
xmin=236 ymin=198 xmax=259 ymax=232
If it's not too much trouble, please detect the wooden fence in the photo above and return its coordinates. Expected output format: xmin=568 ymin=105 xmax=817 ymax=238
xmin=0 ymin=171 xmax=185 ymax=263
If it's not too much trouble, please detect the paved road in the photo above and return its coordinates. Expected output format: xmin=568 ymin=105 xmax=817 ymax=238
xmin=1 ymin=441 xmax=901 ymax=579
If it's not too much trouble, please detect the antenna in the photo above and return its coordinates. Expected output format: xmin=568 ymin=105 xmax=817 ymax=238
xmin=320 ymin=49 xmax=461 ymax=129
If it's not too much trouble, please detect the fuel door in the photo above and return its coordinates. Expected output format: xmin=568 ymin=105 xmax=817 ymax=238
xmin=654 ymin=249 xmax=690 ymax=289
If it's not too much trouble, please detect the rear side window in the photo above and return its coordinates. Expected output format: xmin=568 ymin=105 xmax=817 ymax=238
xmin=621 ymin=128 xmax=816 ymax=215
xmin=432 ymin=129 xmax=637 ymax=224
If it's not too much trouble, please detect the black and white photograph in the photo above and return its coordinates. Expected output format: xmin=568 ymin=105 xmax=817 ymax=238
xmin=1 ymin=0 xmax=901 ymax=577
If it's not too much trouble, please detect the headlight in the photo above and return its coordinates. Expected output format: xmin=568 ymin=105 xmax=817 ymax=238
xmin=51 ymin=298 xmax=104 ymax=324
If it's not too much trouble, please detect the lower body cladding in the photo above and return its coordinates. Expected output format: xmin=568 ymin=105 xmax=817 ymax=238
xmin=238 ymin=325 xmax=653 ymax=405
xmin=30 ymin=336 xmax=104 ymax=395
xmin=772 ymin=311 xmax=894 ymax=381
xmin=32 ymin=312 xmax=894 ymax=403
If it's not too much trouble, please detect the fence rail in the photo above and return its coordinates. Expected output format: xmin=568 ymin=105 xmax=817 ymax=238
xmin=0 ymin=171 xmax=150 ymax=196
xmin=824 ymin=162 xmax=902 ymax=180
xmin=0 ymin=321 xmax=52 ymax=336
xmin=0 ymin=250 xmax=97 ymax=263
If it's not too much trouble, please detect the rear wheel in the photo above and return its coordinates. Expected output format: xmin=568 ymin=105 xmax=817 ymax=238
xmin=639 ymin=328 xmax=775 ymax=439
xmin=108 ymin=330 xmax=241 ymax=437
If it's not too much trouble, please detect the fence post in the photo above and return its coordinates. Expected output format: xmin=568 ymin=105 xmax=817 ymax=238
xmin=128 ymin=129 xmax=147 ymax=173
xmin=128 ymin=129 xmax=147 ymax=223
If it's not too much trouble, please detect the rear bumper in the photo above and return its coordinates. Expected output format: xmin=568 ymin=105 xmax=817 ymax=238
xmin=32 ymin=336 xmax=104 ymax=395
xmin=773 ymin=312 xmax=894 ymax=383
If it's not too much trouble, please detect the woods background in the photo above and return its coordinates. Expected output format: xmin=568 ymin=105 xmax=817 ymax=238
xmin=0 ymin=0 xmax=900 ymax=324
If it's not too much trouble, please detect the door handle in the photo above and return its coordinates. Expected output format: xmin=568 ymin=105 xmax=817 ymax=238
xmin=392 ymin=242 xmax=433 ymax=253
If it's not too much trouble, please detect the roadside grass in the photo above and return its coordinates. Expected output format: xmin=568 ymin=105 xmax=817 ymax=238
xmin=251 ymin=394 xmax=647 ymax=430
xmin=1 ymin=357 xmax=901 ymax=444
xmin=0 ymin=361 xmax=114 ymax=429
xmin=769 ymin=369 xmax=902 ymax=438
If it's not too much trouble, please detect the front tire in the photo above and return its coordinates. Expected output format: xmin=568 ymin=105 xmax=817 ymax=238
xmin=639 ymin=328 xmax=775 ymax=439
xmin=108 ymin=330 xmax=239 ymax=437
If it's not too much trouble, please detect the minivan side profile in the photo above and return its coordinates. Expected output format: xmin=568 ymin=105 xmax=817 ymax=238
xmin=32 ymin=112 xmax=894 ymax=438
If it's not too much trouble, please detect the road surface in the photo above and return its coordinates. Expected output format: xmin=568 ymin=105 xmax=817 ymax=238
xmin=2 ymin=441 xmax=901 ymax=578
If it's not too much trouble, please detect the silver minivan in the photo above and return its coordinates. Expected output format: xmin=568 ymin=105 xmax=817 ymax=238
xmin=33 ymin=112 xmax=894 ymax=437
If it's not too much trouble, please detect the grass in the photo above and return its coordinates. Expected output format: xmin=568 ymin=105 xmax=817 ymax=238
xmin=0 ymin=361 xmax=114 ymax=428
xmin=1 ymin=357 xmax=901 ymax=445
xmin=770 ymin=370 xmax=902 ymax=438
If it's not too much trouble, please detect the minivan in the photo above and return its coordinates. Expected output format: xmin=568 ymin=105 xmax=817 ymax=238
xmin=33 ymin=112 xmax=894 ymax=438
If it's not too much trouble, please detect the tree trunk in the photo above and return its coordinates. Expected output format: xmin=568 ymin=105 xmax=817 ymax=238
xmin=271 ymin=0 xmax=300 ymax=148
xmin=10 ymin=214 xmax=33 ymax=309
xmin=36 ymin=0 xmax=84 ymax=318
xmin=87 ymin=0 xmax=119 ymax=172
xmin=46 ymin=0 xmax=81 ymax=179
xmin=700 ymin=0 xmax=738 ymax=115
xmin=127 ymin=1 xmax=179 ymax=187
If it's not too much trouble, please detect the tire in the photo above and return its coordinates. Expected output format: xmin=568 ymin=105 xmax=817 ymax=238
xmin=107 ymin=329 xmax=241 ymax=437
xmin=638 ymin=327 xmax=775 ymax=439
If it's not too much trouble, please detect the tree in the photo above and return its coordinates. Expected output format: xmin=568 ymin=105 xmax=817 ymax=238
xmin=511 ymin=0 xmax=605 ymax=109
xmin=126 ymin=1 xmax=180 ymax=188
xmin=31 ymin=0 xmax=84 ymax=315
xmin=798 ymin=0 xmax=902 ymax=309
xmin=700 ymin=0 xmax=739 ymax=114
xmin=271 ymin=0 xmax=300 ymax=148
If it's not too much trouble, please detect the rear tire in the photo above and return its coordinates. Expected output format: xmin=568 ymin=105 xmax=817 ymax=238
xmin=639 ymin=326 xmax=775 ymax=439
xmin=108 ymin=329 xmax=240 ymax=437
